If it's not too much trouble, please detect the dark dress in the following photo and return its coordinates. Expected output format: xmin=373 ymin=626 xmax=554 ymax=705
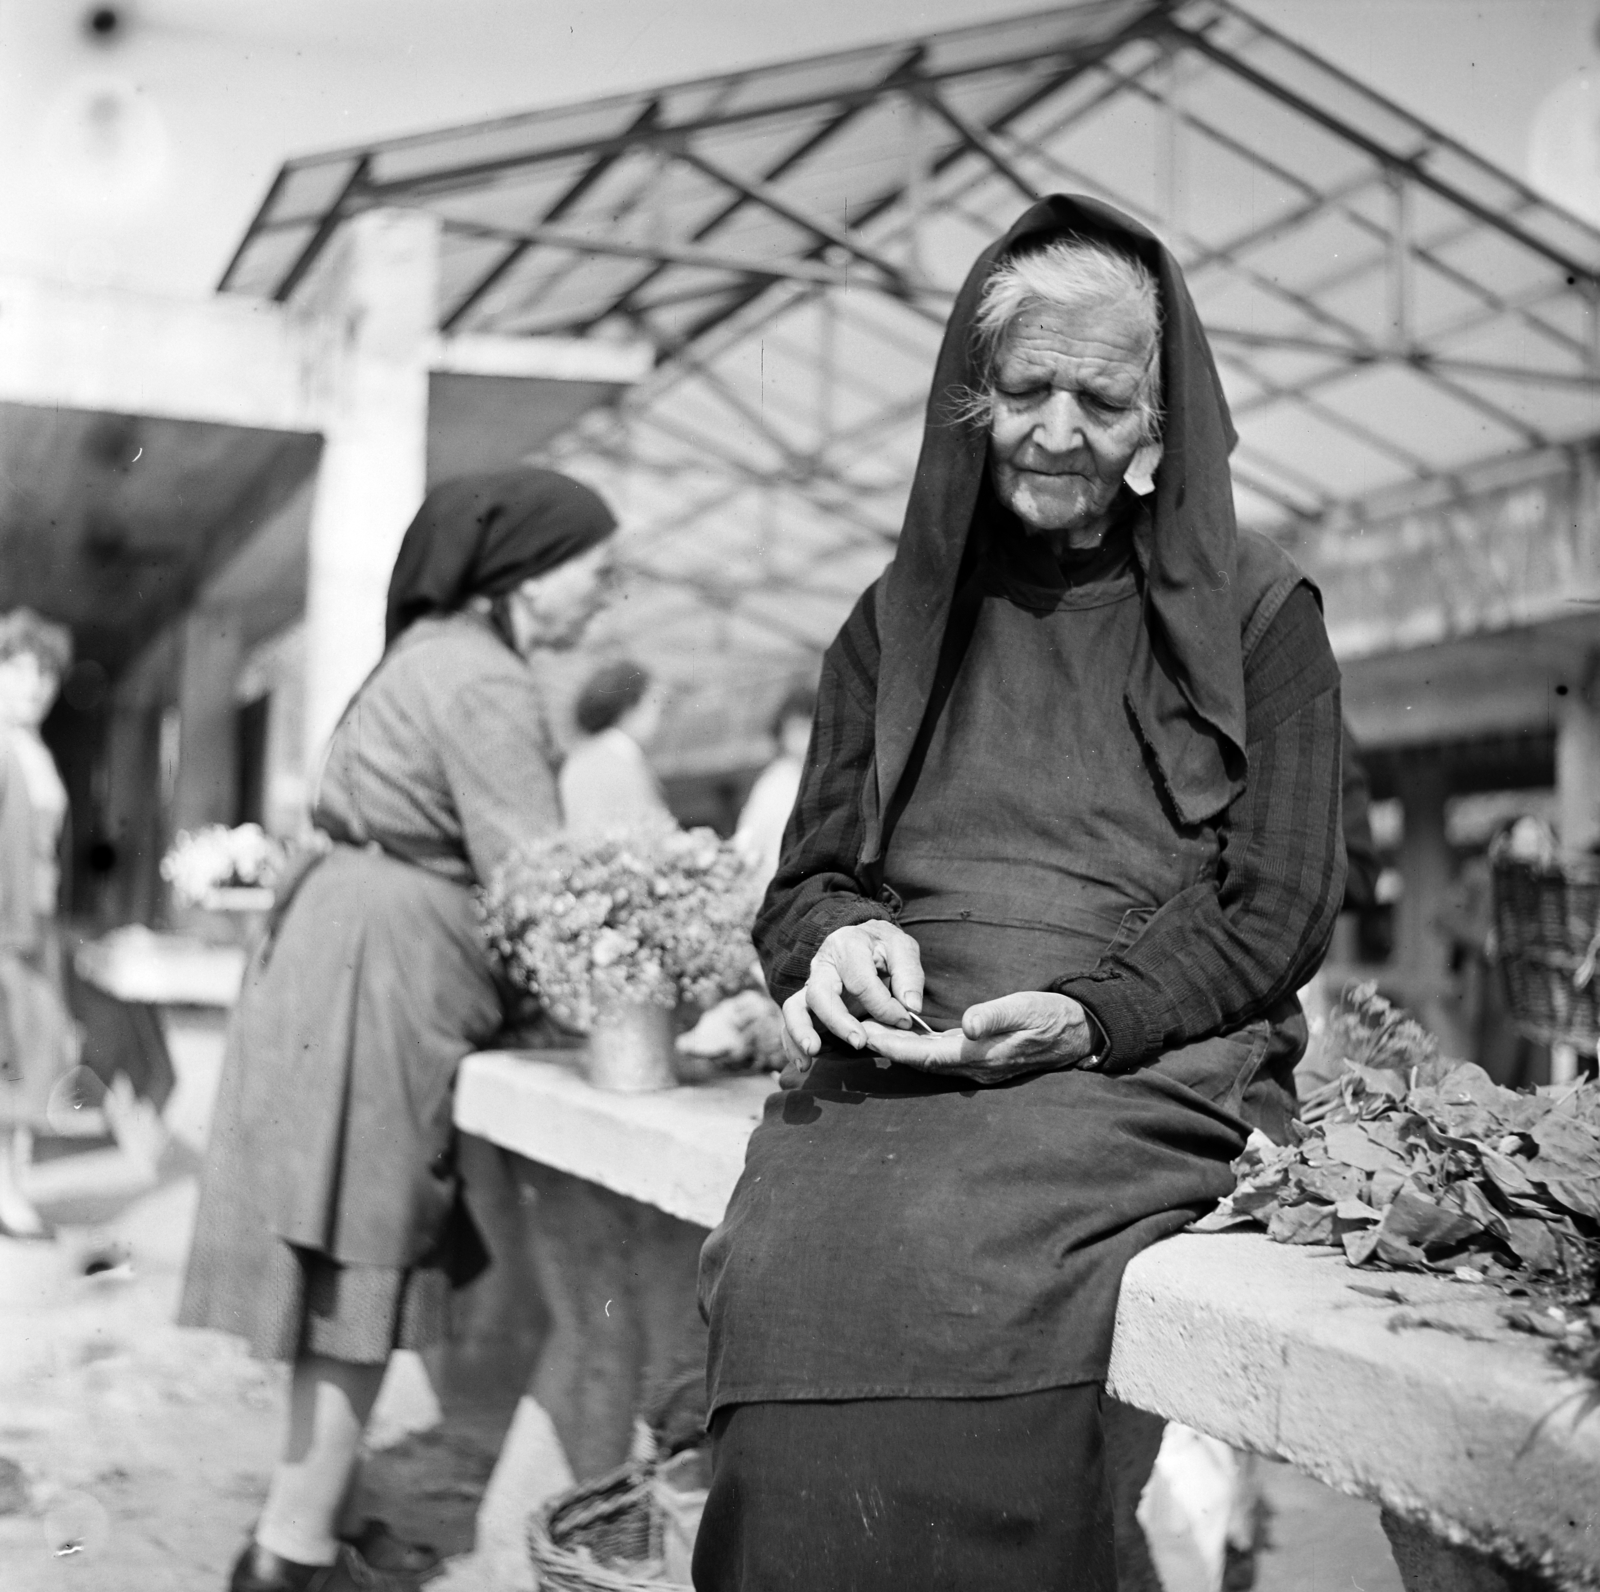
xmin=701 ymin=524 xmax=1269 ymax=1409
xmin=179 ymin=613 xmax=561 ymax=1362
xmin=694 ymin=519 xmax=1342 ymax=1591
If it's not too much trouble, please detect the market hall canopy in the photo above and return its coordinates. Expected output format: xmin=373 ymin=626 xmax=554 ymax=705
xmin=221 ymin=0 xmax=1600 ymax=770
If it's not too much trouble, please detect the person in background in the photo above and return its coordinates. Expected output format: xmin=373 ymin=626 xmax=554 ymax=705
xmin=1442 ymin=824 xmax=1541 ymax=1089
xmin=0 ymin=609 xmax=78 ymax=1240
xmin=558 ymin=658 xmax=675 ymax=838
xmin=677 ymin=687 xmax=818 ymax=1073
xmin=731 ymin=683 xmax=815 ymax=892
xmin=179 ymin=469 xmax=618 ymax=1592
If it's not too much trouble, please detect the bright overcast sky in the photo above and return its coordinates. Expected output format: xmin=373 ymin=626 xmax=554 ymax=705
xmin=0 ymin=0 xmax=1593 ymax=297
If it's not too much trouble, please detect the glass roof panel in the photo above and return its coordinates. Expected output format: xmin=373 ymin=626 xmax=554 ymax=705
xmin=218 ymin=0 xmax=1600 ymax=757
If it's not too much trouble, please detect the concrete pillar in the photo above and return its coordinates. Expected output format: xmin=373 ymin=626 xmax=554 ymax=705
xmin=103 ymin=627 xmax=180 ymax=925
xmin=261 ymin=626 xmax=308 ymax=839
xmin=297 ymin=208 xmax=438 ymax=771
xmin=104 ymin=697 xmax=163 ymax=925
xmin=1394 ymin=754 xmax=1460 ymax=1044
xmin=172 ymin=605 xmax=244 ymax=835
xmin=1556 ymin=651 xmax=1600 ymax=852
xmin=1394 ymin=756 xmax=1451 ymax=978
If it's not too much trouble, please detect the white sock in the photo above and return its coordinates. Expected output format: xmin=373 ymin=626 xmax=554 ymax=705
xmin=255 ymin=1354 xmax=385 ymax=1567
xmin=0 ymin=1134 xmax=45 ymax=1234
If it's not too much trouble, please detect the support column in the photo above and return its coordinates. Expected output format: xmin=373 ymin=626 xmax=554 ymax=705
xmin=1394 ymin=754 xmax=1459 ymax=1045
xmin=172 ymin=605 xmax=244 ymax=834
xmin=1554 ymin=654 xmax=1600 ymax=1083
xmin=298 ymin=208 xmax=438 ymax=770
xmin=104 ymin=696 xmax=163 ymax=925
xmin=1556 ymin=651 xmax=1600 ymax=852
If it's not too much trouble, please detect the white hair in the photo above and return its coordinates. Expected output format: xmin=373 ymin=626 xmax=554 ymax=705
xmin=959 ymin=237 xmax=1164 ymax=448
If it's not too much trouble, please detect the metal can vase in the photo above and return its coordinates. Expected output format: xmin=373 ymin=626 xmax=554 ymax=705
xmin=585 ymin=1001 xmax=677 ymax=1092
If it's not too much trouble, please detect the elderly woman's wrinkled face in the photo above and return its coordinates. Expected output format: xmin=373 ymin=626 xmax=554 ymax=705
xmin=987 ymin=294 xmax=1156 ymax=551
xmin=0 ymin=651 xmax=60 ymax=729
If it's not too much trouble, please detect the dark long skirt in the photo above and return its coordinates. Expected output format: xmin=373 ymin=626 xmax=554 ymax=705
xmin=178 ymin=844 xmax=503 ymax=1363
xmin=691 ymin=1388 xmax=1166 ymax=1592
xmin=700 ymin=1026 xmax=1263 ymax=1408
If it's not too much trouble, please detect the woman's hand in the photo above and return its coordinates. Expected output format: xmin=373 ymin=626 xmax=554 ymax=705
xmin=781 ymin=921 xmax=926 ymax=1068
xmin=859 ymin=991 xmax=1095 ymax=1084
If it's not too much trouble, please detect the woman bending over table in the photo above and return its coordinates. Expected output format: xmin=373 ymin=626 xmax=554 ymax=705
xmin=181 ymin=468 xmax=618 ymax=1592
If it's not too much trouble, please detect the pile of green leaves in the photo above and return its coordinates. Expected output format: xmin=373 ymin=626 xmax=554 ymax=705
xmin=1202 ymin=984 xmax=1600 ymax=1373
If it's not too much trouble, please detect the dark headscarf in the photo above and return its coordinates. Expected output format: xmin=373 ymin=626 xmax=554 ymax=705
xmin=384 ymin=468 xmax=616 ymax=648
xmin=869 ymin=194 xmax=1246 ymax=844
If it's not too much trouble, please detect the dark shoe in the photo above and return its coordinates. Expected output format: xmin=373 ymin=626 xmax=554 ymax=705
xmin=342 ymin=1520 xmax=440 ymax=1581
xmin=1222 ymin=1542 xmax=1258 ymax=1590
xmin=229 ymin=1541 xmax=409 ymax=1591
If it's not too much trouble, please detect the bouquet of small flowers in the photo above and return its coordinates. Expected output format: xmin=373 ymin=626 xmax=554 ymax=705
xmin=480 ymin=824 xmax=764 ymax=1033
xmin=160 ymin=823 xmax=286 ymax=909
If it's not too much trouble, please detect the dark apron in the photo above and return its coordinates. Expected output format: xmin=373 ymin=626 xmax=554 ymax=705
xmin=701 ymin=552 xmax=1262 ymax=1411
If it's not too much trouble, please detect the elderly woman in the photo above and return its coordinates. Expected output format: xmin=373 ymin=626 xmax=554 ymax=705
xmin=695 ymin=196 xmax=1346 ymax=1590
xmin=180 ymin=469 xmax=617 ymax=1592
xmin=0 ymin=608 xmax=77 ymax=1240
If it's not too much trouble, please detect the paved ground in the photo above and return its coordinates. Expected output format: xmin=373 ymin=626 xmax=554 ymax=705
xmin=1255 ymin=1463 xmax=1402 ymax=1592
xmin=0 ymin=1161 xmax=1406 ymax=1592
xmin=0 ymin=1165 xmax=283 ymax=1590
xmin=0 ymin=1016 xmax=1407 ymax=1591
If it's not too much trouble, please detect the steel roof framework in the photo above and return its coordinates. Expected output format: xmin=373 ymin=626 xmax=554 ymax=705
xmin=222 ymin=0 xmax=1600 ymax=758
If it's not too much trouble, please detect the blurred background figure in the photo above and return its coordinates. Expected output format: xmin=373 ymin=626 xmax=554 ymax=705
xmin=732 ymin=683 xmax=815 ymax=893
xmin=0 ymin=608 xmax=79 ymax=1239
xmin=1437 ymin=820 xmax=1545 ymax=1090
xmin=559 ymin=658 xmax=674 ymax=838
xmin=675 ymin=682 xmax=816 ymax=1076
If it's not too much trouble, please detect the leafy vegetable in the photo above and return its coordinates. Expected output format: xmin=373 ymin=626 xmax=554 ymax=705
xmin=1201 ymin=983 xmax=1600 ymax=1379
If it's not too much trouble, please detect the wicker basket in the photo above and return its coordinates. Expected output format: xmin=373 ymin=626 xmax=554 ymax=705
xmin=527 ymin=1459 xmax=689 ymax=1592
xmin=1491 ymin=851 xmax=1600 ymax=1050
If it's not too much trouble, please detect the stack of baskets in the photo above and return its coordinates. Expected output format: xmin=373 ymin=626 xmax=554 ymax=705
xmin=1491 ymin=848 xmax=1600 ymax=1051
xmin=527 ymin=1448 xmax=709 ymax=1592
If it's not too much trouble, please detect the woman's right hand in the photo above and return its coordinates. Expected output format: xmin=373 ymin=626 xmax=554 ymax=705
xmin=781 ymin=921 xmax=926 ymax=1069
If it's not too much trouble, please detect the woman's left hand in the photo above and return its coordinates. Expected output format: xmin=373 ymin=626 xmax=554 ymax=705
xmin=859 ymin=991 xmax=1096 ymax=1084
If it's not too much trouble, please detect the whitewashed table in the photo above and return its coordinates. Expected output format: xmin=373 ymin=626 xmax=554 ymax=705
xmin=454 ymin=1051 xmax=1600 ymax=1591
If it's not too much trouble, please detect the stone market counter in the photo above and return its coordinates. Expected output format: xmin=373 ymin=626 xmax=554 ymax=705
xmin=454 ymin=1051 xmax=768 ymax=1230
xmin=455 ymin=1051 xmax=1600 ymax=1591
xmin=74 ymin=925 xmax=246 ymax=1008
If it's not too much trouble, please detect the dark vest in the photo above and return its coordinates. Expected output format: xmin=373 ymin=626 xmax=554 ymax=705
xmin=883 ymin=525 xmax=1211 ymax=1024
